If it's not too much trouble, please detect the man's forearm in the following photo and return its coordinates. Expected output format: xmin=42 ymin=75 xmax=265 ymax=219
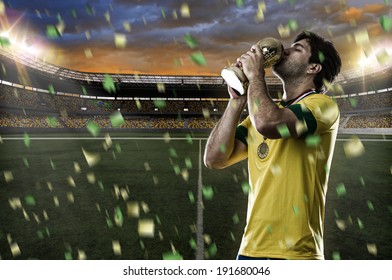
xmin=204 ymin=97 xmax=247 ymax=168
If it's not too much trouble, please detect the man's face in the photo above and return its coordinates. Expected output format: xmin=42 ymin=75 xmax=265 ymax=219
xmin=272 ymin=38 xmax=313 ymax=80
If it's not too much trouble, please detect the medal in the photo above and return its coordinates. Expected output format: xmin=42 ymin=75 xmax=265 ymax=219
xmin=257 ymin=140 xmax=269 ymax=159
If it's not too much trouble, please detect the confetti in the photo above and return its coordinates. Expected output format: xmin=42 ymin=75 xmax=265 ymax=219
xmin=357 ymin=218 xmax=364 ymax=229
xmin=78 ymin=249 xmax=87 ymax=260
xmin=318 ymin=51 xmax=325 ymax=63
xmin=367 ymin=243 xmax=377 ymax=256
xmin=232 ymin=213 xmax=239 ymax=224
xmin=332 ymin=251 xmax=341 ymax=260
xmin=112 ymin=240 xmax=121 ymax=256
xmin=277 ymin=24 xmax=290 ymax=38
xmin=110 ymin=112 xmax=125 ymax=127
xmin=380 ymin=15 xmax=392 ymax=32
xmin=188 ymin=191 xmax=195 ymax=203
xmin=180 ymin=3 xmax=190 ymax=18
xmin=0 ymin=1 xmax=5 ymax=15
xmin=50 ymin=158 xmax=56 ymax=170
xmin=114 ymin=33 xmax=127 ymax=48
xmin=343 ymin=136 xmax=365 ymax=158
xmin=189 ymin=238 xmax=197 ymax=249
xmin=46 ymin=25 xmax=61 ymax=38
xmin=123 ymin=21 xmax=131 ymax=32
xmin=163 ymin=251 xmax=183 ymax=260
xmin=24 ymin=195 xmax=36 ymax=206
xmin=4 ymin=171 xmax=13 ymax=183
xmin=202 ymin=185 xmax=214 ymax=200
xmin=305 ymin=135 xmax=321 ymax=147
xmin=10 ymin=242 xmax=21 ymax=257
xmin=53 ymin=196 xmax=59 ymax=207
xmin=73 ymin=162 xmax=81 ymax=174
xmin=185 ymin=157 xmax=192 ymax=169
xmin=153 ymin=100 xmax=166 ymax=109
xmin=208 ymin=242 xmax=218 ymax=258
xmin=114 ymin=206 xmax=123 ymax=227
xmin=255 ymin=1 xmax=266 ymax=22
xmin=157 ymin=83 xmax=165 ymax=93
xmin=181 ymin=169 xmax=189 ymax=181
xmin=138 ymin=219 xmax=155 ymax=238
xmin=86 ymin=4 xmax=94 ymax=15
xmin=288 ymin=19 xmax=298 ymax=31
xmin=24 ymin=132 xmax=30 ymax=148
xmin=67 ymin=176 xmax=76 ymax=187
xmin=102 ymin=74 xmax=116 ymax=93
xmin=0 ymin=36 xmax=10 ymax=47
xmin=277 ymin=123 xmax=290 ymax=138
xmin=236 ymin=0 xmax=244 ymax=7
xmin=336 ymin=183 xmax=346 ymax=197
xmin=126 ymin=201 xmax=139 ymax=218
xmin=376 ymin=49 xmax=390 ymax=65
xmin=241 ymin=181 xmax=250 ymax=195
xmin=190 ymin=51 xmax=207 ymax=66
xmin=8 ymin=197 xmax=22 ymax=210
xmin=183 ymin=33 xmax=198 ymax=49
xmin=367 ymin=200 xmax=374 ymax=211
xmin=202 ymin=108 xmax=210 ymax=119
xmin=67 ymin=192 xmax=74 ymax=203
xmin=86 ymin=172 xmax=96 ymax=184
xmin=46 ymin=116 xmax=58 ymax=127
xmin=354 ymin=29 xmax=370 ymax=45
xmin=82 ymin=147 xmax=101 ymax=167
xmin=87 ymin=121 xmax=100 ymax=137
xmin=84 ymin=48 xmax=93 ymax=59
xmin=292 ymin=205 xmax=299 ymax=215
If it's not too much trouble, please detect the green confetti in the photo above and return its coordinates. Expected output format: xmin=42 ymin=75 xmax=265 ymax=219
xmin=185 ymin=158 xmax=193 ymax=169
xmin=0 ymin=36 xmax=11 ymax=47
xmin=359 ymin=176 xmax=365 ymax=187
xmin=277 ymin=123 xmax=290 ymax=138
xmin=98 ymin=180 xmax=104 ymax=190
xmin=173 ymin=165 xmax=181 ymax=175
xmin=162 ymin=251 xmax=183 ymax=260
xmin=37 ymin=230 xmax=44 ymax=240
xmin=189 ymin=238 xmax=197 ymax=249
xmin=230 ymin=231 xmax=236 ymax=241
xmin=50 ymin=158 xmax=56 ymax=170
xmin=219 ymin=144 xmax=226 ymax=153
xmin=48 ymin=84 xmax=55 ymax=95
xmin=232 ymin=213 xmax=239 ymax=224
xmin=357 ymin=218 xmax=365 ymax=229
xmin=115 ymin=206 xmax=123 ymax=226
xmin=22 ymin=158 xmax=29 ymax=168
xmin=185 ymin=133 xmax=193 ymax=144
xmin=336 ymin=183 xmax=346 ymax=197
xmin=102 ymin=74 xmax=116 ymax=93
xmin=288 ymin=19 xmax=298 ymax=31
xmin=25 ymin=195 xmax=36 ymax=206
xmin=183 ymin=33 xmax=198 ymax=49
xmin=115 ymin=143 xmax=122 ymax=153
xmin=208 ymin=243 xmax=217 ymax=258
xmin=267 ymin=224 xmax=273 ymax=234
xmin=110 ymin=112 xmax=124 ymax=127
xmin=202 ymin=185 xmax=214 ymax=200
xmin=46 ymin=25 xmax=61 ymax=38
xmin=155 ymin=215 xmax=161 ymax=225
xmin=86 ymin=4 xmax=94 ymax=15
xmin=71 ymin=9 xmax=77 ymax=18
xmin=348 ymin=97 xmax=358 ymax=107
xmin=190 ymin=51 xmax=207 ymax=66
xmin=318 ymin=51 xmax=325 ymax=63
xmin=106 ymin=217 xmax=113 ymax=228
xmin=153 ymin=100 xmax=166 ymax=109
xmin=292 ymin=205 xmax=299 ymax=215
xmin=188 ymin=191 xmax=195 ymax=203
xmin=86 ymin=121 xmax=100 ymax=137
xmin=367 ymin=200 xmax=374 ymax=211
xmin=64 ymin=251 xmax=73 ymax=260
xmin=305 ymin=135 xmax=321 ymax=147
xmin=81 ymin=85 xmax=88 ymax=95
xmin=334 ymin=209 xmax=339 ymax=218
xmin=380 ymin=15 xmax=392 ymax=32
xmin=236 ymin=0 xmax=244 ymax=7
xmin=241 ymin=181 xmax=250 ymax=195
xmin=332 ymin=251 xmax=341 ymax=260
xmin=23 ymin=132 xmax=30 ymax=148
xmin=46 ymin=116 xmax=58 ymax=127
xmin=169 ymin=148 xmax=178 ymax=158
xmin=161 ymin=8 xmax=166 ymax=18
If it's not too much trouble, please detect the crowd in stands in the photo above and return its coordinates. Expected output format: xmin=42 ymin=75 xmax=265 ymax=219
xmin=1 ymin=83 xmax=391 ymax=130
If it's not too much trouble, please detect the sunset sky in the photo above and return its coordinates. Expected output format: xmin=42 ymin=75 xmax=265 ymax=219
xmin=1 ymin=0 xmax=391 ymax=76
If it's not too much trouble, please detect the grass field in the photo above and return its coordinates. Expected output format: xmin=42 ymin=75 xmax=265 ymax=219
xmin=0 ymin=132 xmax=391 ymax=260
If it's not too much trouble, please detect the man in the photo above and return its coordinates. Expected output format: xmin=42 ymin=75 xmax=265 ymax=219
xmin=204 ymin=31 xmax=341 ymax=260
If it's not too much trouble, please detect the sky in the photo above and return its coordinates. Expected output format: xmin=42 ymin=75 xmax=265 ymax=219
xmin=1 ymin=0 xmax=391 ymax=76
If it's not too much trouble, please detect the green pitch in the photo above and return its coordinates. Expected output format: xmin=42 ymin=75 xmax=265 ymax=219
xmin=0 ymin=132 xmax=390 ymax=260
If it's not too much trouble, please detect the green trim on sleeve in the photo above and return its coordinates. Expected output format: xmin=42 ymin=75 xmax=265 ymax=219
xmin=287 ymin=104 xmax=317 ymax=136
xmin=235 ymin=125 xmax=248 ymax=146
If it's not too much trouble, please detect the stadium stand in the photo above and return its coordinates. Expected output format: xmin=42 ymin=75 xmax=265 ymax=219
xmin=0 ymin=46 xmax=391 ymax=132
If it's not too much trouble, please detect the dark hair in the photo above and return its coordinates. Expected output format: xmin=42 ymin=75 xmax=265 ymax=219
xmin=294 ymin=31 xmax=341 ymax=92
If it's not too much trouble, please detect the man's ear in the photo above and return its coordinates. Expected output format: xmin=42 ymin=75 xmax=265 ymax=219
xmin=307 ymin=63 xmax=322 ymax=74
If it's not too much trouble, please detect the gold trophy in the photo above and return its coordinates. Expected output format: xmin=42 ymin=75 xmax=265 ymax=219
xmin=221 ymin=37 xmax=284 ymax=95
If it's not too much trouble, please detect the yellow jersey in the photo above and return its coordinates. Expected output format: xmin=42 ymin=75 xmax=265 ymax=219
xmin=235 ymin=93 xmax=340 ymax=259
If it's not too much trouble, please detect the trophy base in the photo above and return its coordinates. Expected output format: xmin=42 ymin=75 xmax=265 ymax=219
xmin=221 ymin=67 xmax=248 ymax=96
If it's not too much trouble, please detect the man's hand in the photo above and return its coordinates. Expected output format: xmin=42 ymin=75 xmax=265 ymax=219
xmin=238 ymin=44 xmax=266 ymax=82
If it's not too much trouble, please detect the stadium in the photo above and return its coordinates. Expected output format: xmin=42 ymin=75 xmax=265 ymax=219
xmin=0 ymin=1 xmax=391 ymax=261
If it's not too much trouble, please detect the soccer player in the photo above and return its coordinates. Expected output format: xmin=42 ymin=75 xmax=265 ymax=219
xmin=204 ymin=31 xmax=342 ymax=260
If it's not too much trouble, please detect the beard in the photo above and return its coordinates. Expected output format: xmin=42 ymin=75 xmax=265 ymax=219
xmin=272 ymin=57 xmax=308 ymax=83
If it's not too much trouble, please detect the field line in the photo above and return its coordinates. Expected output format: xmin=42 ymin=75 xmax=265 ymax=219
xmin=195 ymin=139 xmax=204 ymax=260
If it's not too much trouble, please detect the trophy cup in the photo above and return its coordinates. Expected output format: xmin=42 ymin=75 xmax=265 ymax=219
xmin=221 ymin=37 xmax=284 ymax=95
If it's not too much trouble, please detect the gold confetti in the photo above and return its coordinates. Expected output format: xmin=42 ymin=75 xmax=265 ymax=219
xmin=10 ymin=242 xmax=21 ymax=257
xmin=73 ymin=162 xmax=81 ymax=174
xmin=180 ymin=3 xmax=190 ymax=18
xmin=53 ymin=196 xmax=60 ymax=207
xmin=67 ymin=192 xmax=74 ymax=203
xmin=82 ymin=147 xmax=101 ymax=167
xmin=104 ymin=133 xmax=112 ymax=148
xmin=84 ymin=48 xmax=93 ymax=59
xmin=367 ymin=243 xmax=377 ymax=256
xmin=335 ymin=219 xmax=346 ymax=231
xmin=141 ymin=201 xmax=150 ymax=213
xmin=114 ymin=33 xmax=127 ymax=48
xmin=157 ymin=83 xmax=165 ymax=93
xmin=67 ymin=176 xmax=76 ymax=187
xmin=112 ymin=240 xmax=121 ymax=256
xmin=138 ymin=219 xmax=155 ymax=238
xmin=163 ymin=132 xmax=171 ymax=143
xmin=78 ymin=249 xmax=87 ymax=260
xmin=277 ymin=24 xmax=290 ymax=38
xmin=86 ymin=172 xmax=96 ymax=184
xmin=354 ymin=29 xmax=370 ymax=45
xmin=126 ymin=201 xmax=139 ymax=218
xmin=4 ymin=171 xmax=14 ymax=183
xmin=0 ymin=1 xmax=5 ymax=15
xmin=123 ymin=21 xmax=131 ymax=32
xmin=8 ymin=197 xmax=22 ymax=210
xmin=181 ymin=169 xmax=189 ymax=181
xmin=343 ymin=136 xmax=365 ymax=158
